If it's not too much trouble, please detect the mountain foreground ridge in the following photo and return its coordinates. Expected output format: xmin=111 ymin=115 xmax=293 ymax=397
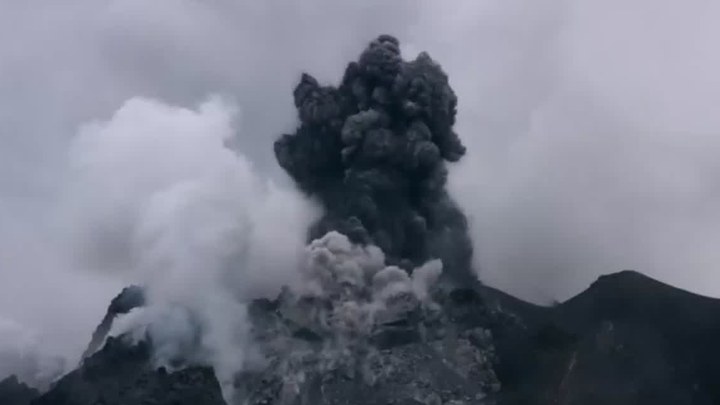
xmin=2 ymin=270 xmax=720 ymax=405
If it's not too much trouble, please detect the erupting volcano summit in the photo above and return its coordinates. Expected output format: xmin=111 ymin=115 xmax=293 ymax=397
xmin=275 ymin=35 xmax=474 ymax=282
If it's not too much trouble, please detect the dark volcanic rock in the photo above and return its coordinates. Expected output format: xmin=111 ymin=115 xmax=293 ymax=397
xmin=486 ymin=270 xmax=720 ymax=405
xmin=13 ymin=270 xmax=720 ymax=405
xmin=235 ymin=282 xmax=502 ymax=405
xmin=81 ymin=285 xmax=145 ymax=361
xmin=32 ymin=337 xmax=225 ymax=405
xmin=0 ymin=375 xmax=40 ymax=405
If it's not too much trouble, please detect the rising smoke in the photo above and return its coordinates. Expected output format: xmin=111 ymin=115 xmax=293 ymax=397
xmin=81 ymin=285 xmax=144 ymax=362
xmin=0 ymin=319 xmax=65 ymax=391
xmin=60 ymin=97 xmax=317 ymax=396
xmin=275 ymin=35 xmax=474 ymax=282
xmin=73 ymin=37 xmax=472 ymax=401
xmin=4 ymin=0 xmax=720 ymax=390
xmin=55 ymin=37 xmax=471 ymax=403
xmin=235 ymin=230 xmax=445 ymax=402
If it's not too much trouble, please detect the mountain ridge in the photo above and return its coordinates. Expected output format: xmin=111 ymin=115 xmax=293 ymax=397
xmin=3 ymin=269 xmax=719 ymax=404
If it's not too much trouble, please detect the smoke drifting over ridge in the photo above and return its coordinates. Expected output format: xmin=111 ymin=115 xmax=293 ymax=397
xmin=64 ymin=97 xmax=317 ymax=391
xmin=0 ymin=96 xmax=318 ymax=389
xmin=81 ymin=285 xmax=144 ymax=361
xmin=275 ymin=35 xmax=473 ymax=281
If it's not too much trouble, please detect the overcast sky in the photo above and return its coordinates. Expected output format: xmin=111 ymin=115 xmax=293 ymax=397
xmin=2 ymin=0 xmax=720 ymax=374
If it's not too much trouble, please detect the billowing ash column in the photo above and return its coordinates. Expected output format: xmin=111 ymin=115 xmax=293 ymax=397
xmin=275 ymin=35 xmax=474 ymax=282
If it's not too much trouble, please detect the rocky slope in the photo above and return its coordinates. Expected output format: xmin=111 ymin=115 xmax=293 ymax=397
xmin=2 ymin=270 xmax=720 ymax=405
xmin=0 ymin=376 xmax=39 ymax=405
xmin=7 ymin=337 xmax=225 ymax=405
xmin=490 ymin=270 xmax=720 ymax=404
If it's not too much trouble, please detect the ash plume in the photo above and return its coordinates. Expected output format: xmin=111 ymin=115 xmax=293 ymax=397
xmin=275 ymin=35 xmax=474 ymax=282
xmin=288 ymin=231 xmax=443 ymax=344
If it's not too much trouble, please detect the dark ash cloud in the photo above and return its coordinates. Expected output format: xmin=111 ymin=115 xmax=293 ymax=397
xmin=275 ymin=35 xmax=473 ymax=282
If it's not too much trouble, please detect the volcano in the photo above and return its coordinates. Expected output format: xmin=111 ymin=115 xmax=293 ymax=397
xmin=3 ymin=270 xmax=720 ymax=405
xmin=2 ymin=36 xmax=720 ymax=405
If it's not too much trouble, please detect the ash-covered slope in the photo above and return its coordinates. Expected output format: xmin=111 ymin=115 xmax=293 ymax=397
xmin=231 ymin=232 xmax=502 ymax=405
xmin=0 ymin=376 xmax=39 ymax=405
xmin=80 ymin=285 xmax=145 ymax=362
xmin=488 ymin=270 xmax=720 ymax=405
xmin=7 ymin=270 xmax=720 ymax=405
xmin=31 ymin=337 xmax=225 ymax=405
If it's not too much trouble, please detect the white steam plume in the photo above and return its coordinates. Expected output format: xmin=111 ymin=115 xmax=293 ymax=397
xmin=62 ymin=96 xmax=317 ymax=397
xmin=64 ymin=97 xmax=316 ymax=297
xmin=0 ymin=318 xmax=65 ymax=390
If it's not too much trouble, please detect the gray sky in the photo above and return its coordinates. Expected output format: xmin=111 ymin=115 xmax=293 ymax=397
xmin=2 ymin=0 xmax=720 ymax=374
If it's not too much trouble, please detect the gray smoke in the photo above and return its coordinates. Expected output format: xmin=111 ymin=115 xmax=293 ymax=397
xmin=60 ymin=96 xmax=317 ymax=400
xmin=289 ymin=231 xmax=443 ymax=339
xmin=235 ymin=231 xmax=447 ymax=404
xmin=80 ymin=285 xmax=145 ymax=362
xmin=4 ymin=0 xmax=720 ymax=389
xmin=0 ymin=319 xmax=65 ymax=391
xmin=275 ymin=35 xmax=474 ymax=282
